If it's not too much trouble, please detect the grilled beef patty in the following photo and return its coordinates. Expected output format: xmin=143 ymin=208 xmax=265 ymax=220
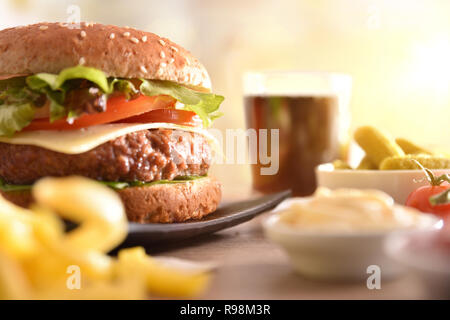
xmin=0 ymin=129 xmax=211 ymax=185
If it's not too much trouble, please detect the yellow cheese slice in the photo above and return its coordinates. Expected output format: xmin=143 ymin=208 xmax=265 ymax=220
xmin=0 ymin=123 xmax=218 ymax=154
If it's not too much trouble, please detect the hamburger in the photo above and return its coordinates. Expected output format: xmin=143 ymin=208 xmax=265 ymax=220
xmin=0 ymin=22 xmax=223 ymax=223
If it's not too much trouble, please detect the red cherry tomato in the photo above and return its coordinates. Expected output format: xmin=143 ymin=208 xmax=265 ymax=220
xmin=405 ymin=183 xmax=450 ymax=218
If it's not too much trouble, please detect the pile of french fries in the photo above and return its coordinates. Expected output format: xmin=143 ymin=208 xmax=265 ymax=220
xmin=0 ymin=176 xmax=210 ymax=299
xmin=334 ymin=126 xmax=450 ymax=170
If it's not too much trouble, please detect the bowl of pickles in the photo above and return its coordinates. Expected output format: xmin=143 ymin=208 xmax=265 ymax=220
xmin=316 ymin=126 xmax=450 ymax=204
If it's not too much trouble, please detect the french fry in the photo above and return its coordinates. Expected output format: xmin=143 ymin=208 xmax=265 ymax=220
xmin=33 ymin=176 xmax=127 ymax=253
xmin=0 ymin=250 xmax=31 ymax=299
xmin=117 ymin=247 xmax=211 ymax=298
xmin=354 ymin=126 xmax=404 ymax=167
xmin=0 ymin=176 xmax=212 ymax=299
xmin=0 ymin=196 xmax=38 ymax=258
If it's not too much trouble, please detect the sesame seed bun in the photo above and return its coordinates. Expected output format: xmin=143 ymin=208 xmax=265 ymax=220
xmin=0 ymin=22 xmax=211 ymax=92
xmin=0 ymin=176 xmax=222 ymax=223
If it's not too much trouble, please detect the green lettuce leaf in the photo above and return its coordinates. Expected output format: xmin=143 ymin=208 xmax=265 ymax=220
xmin=140 ymin=79 xmax=224 ymax=127
xmin=0 ymin=103 xmax=35 ymax=136
xmin=98 ymin=181 xmax=130 ymax=190
xmin=48 ymin=97 xmax=66 ymax=121
xmin=182 ymin=105 xmax=223 ymax=128
xmin=140 ymin=79 xmax=203 ymax=105
xmin=0 ymin=66 xmax=224 ymax=135
xmin=0 ymin=178 xmax=32 ymax=192
xmin=27 ymin=67 xmax=224 ymax=127
xmin=109 ymin=78 xmax=139 ymax=99
xmin=27 ymin=66 xmax=110 ymax=93
xmin=0 ymin=77 xmax=27 ymax=91
xmin=100 ymin=175 xmax=206 ymax=189
xmin=0 ymin=78 xmax=42 ymax=106
xmin=0 ymin=175 xmax=206 ymax=192
xmin=26 ymin=66 xmax=111 ymax=122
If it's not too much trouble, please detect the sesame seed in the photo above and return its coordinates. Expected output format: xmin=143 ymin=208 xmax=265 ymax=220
xmin=160 ymin=62 xmax=167 ymax=68
xmin=168 ymin=58 xmax=175 ymax=64
xmin=140 ymin=65 xmax=148 ymax=73
xmin=79 ymin=57 xmax=86 ymax=65
xmin=183 ymin=75 xmax=189 ymax=82
xmin=123 ymin=32 xmax=130 ymax=37
xmin=109 ymin=33 xmax=115 ymax=39
xmin=125 ymin=26 xmax=130 ymax=29
xmin=170 ymin=46 xmax=178 ymax=52
xmin=39 ymin=25 xmax=48 ymax=30
xmin=141 ymin=36 xmax=147 ymax=42
xmin=80 ymin=30 xmax=86 ymax=38
xmin=160 ymin=51 xmax=166 ymax=58
xmin=157 ymin=68 xmax=164 ymax=76
xmin=158 ymin=39 xmax=166 ymax=46
xmin=84 ymin=22 xmax=90 ymax=27
xmin=130 ymin=37 xmax=139 ymax=44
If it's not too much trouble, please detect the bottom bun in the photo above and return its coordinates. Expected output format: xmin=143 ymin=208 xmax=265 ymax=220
xmin=0 ymin=177 xmax=221 ymax=223
xmin=0 ymin=190 xmax=33 ymax=208
xmin=118 ymin=177 xmax=221 ymax=223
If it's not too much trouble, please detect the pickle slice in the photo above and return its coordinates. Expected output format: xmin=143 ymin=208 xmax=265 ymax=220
xmin=354 ymin=126 xmax=404 ymax=167
xmin=380 ymin=155 xmax=450 ymax=170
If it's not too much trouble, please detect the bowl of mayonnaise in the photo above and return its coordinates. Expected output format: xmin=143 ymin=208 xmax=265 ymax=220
xmin=263 ymin=187 xmax=441 ymax=281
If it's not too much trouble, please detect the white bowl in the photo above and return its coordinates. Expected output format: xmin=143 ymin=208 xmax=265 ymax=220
xmin=316 ymin=163 xmax=450 ymax=204
xmin=386 ymin=228 xmax=450 ymax=299
xmin=263 ymin=198 xmax=441 ymax=281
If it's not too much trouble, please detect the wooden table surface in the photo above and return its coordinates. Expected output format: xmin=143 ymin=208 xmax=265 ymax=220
xmin=146 ymin=211 xmax=430 ymax=300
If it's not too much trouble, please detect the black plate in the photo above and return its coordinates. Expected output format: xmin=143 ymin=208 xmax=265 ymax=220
xmin=124 ymin=190 xmax=291 ymax=244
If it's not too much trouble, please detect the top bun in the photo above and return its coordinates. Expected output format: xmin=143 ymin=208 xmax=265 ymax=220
xmin=0 ymin=22 xmax=211 ymax=92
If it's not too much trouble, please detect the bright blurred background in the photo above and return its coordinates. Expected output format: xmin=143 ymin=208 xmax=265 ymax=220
xmin=1 ymin=0 xmax=449 ymax=197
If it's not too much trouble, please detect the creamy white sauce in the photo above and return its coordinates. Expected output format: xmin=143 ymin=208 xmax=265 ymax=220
xmin=278 ymin=187 xmax=425 ymax=231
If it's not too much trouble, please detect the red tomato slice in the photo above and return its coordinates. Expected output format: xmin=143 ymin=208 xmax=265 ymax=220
xmin=405 ymin=184 xmax=450 ymax=218
xmin=119 ymin=109 xmax=203 ymax=127
xmin=24 ymin=94 xmax=176 ymax=131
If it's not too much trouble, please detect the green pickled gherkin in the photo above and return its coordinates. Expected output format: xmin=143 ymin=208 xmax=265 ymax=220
xmin=356 ymin=155 xmax=377 ymax=170
xmin=354 ymin=126 xmax=404 ymax=167
xmin=380 ymin=155 xmax=450 ymax=170
xmin=395 ymin=138 xmax=432 ymax=155
xmin=332 ymin=159 xmax=352 ymax=170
